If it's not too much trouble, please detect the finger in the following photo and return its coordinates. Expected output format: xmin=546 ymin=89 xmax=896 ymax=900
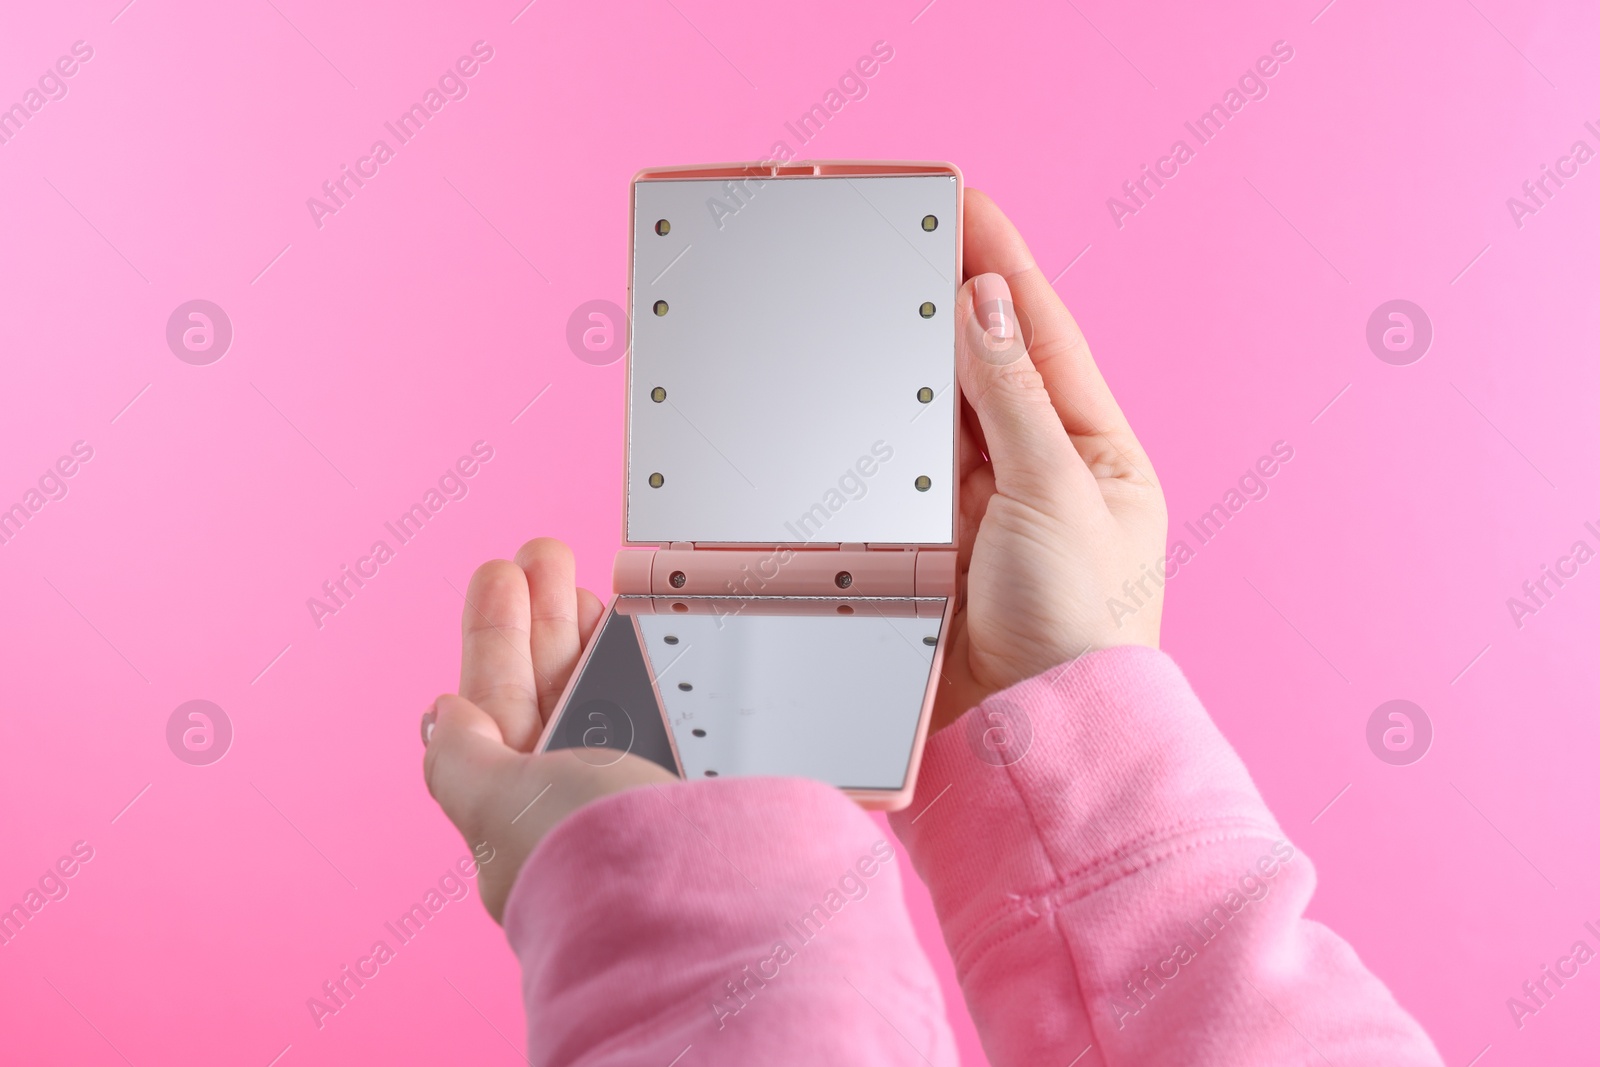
xmin=959 ymin=460 xmax=995 ymax=564
xmin=423 ymin=693 xmax=515 ymax=829
xmin=576 ymin=587 xmax=606 ymax=648
xmin=513 ymin=538 xmax=583 ymax=726
xmin=959 ymin=400 xmax=988 ymax=481
xmin=956 ymin=416 xmax=990 ymax=568
xmin=957 ymin=273 xmax=1092 ymax=506
xmin=963 ymin=189 xmax=1146 ymax=464
xmin=459 ymin=560 xmax=540 ymax=751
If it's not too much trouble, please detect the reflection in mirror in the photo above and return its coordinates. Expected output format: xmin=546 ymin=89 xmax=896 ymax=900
xmin=540 ymin=606 xmax=679 ymax=773
xmin=544 ymin=596 xmax=944 ymax=790
xmin=628 ymin=175 xmax=959 ymax=546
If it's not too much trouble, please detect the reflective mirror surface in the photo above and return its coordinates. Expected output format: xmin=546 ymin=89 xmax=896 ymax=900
xmin=544 ymin=596 xmax=944 ymax=790
xmin=628 ymin=174 xmax=959 ymax=546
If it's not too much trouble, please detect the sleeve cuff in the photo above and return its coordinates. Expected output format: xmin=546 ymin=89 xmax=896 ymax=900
xmin=889 ymin=645 xmax=1281 ymax=959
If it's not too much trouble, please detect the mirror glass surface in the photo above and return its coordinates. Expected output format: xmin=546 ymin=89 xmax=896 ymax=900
xmin=544 ymin=596 xmax=944 ymax=790
xmin=628 ymin=174 xmax=959 ymax=545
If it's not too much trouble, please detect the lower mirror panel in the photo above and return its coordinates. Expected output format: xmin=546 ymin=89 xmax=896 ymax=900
xmin=542 ymin=596 xmax=944 ymax=791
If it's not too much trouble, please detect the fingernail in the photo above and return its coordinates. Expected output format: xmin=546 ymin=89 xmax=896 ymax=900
xmin=972 ymin=273 xmax=1015 ymax=341
xmin=420 ymin=708 xmax=437 ymax=747
xmin=968 ymin=274 xmax=1023 ymax=367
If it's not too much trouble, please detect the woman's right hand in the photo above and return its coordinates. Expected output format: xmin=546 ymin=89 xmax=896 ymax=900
xmin=932 ymin=190 xmax=1169 ymax=732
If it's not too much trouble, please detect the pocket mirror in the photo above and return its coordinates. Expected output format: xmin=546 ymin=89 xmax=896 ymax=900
xmin=536 ymin=162 xmax=963 ymax=809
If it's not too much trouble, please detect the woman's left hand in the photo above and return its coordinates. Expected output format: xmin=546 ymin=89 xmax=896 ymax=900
xmin=422 ymin=537 xmax=675 ymax=923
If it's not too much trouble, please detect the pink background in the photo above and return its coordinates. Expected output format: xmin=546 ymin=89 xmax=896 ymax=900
xmin=3 ymin=0 xmax=1598 ymax=1063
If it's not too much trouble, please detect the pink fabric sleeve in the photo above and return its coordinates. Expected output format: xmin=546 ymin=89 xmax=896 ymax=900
xmin=887 ymin=645 xmax=1444 ymax=1066
xmin=503 ymin=776 xmax=960 ymax=1065
xmin=503 ymin=646 xmax=1442 ymax=1064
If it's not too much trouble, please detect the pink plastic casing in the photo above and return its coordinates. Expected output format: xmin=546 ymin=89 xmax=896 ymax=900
xmin=535 ymin=161 xmax=964 ymax=812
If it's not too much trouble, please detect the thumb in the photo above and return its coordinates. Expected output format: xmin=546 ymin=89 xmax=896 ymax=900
xmin=423 ymin=693 xmax=517 ymax=831
xmin=958 ymin=272 xmax=1089 ymax=506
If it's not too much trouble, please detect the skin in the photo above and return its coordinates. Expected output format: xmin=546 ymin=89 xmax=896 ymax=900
xmin=423 ymin=189 xmax=1168 ymax=923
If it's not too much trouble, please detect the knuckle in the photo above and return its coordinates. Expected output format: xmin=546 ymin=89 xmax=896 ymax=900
xmin=527 ymin=607 xmax=579 ymax=627
xmin=1028 ymin=331 xmax=1089 ymax=375
xmin=470 ymin=680 xmax=536 ymax=705
xmin=973 ymin=362 xmax=1053 ymax=417
xmin=993 ymin=361 xmax=1049 ymax=395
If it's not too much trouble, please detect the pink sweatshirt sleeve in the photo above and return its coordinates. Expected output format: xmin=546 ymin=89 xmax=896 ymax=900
xmin=504 ymin=646 xmax=1442 ymax=1065
xmin=887 ymin=645 xmax=1444 ymax=1066
xmin=503 ymin=776 xmax=960 ymax=1065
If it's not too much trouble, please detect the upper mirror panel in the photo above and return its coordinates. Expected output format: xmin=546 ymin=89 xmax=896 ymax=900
xmin=628 ymin=171 xmax=959 ymax=546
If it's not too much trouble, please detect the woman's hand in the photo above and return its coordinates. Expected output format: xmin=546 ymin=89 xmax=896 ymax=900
xmin=422 ymin=191 xmax=1170 ymax=895
xmin=932 ymin=190 xmax=1168 ymax=732
xmin=422 ymin=538 xmax=675 ymax=923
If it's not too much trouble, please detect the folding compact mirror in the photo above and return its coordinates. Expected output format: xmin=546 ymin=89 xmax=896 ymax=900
xmin=535 ymin=161 xmax=962 ymax=809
